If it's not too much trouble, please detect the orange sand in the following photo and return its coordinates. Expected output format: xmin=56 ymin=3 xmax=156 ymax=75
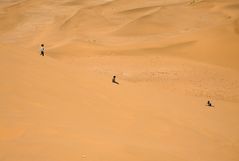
xmin=0 ymin=0 xmax=239 ymax=161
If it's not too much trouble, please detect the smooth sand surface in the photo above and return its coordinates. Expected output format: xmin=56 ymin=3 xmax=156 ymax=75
xmin=0 ymin=0 xmax=239 ymax=161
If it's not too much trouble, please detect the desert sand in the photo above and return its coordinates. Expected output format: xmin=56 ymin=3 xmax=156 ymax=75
xmin=0 ymin=0 xmax=239 ymax=161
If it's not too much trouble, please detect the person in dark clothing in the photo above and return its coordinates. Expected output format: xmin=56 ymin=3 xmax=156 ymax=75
xmin=112 ymin=75 xmax=119 ymax=84
xmin=207 ymin=100 xmax=212 ymax=107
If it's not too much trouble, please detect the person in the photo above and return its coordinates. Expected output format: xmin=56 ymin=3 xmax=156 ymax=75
xmin=40 ymin=44 xmax=45 ymax=56
xmin=112 ymin=75 xmax=119 ymax=84
xmin=207 ymin=100 xmax=212 ymax=107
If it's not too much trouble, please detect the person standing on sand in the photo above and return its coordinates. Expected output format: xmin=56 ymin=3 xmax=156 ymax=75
xmin=40 ymin=44 xmax=45 ymax=56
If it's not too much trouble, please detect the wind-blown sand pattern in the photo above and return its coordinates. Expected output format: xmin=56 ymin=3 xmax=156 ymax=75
xmin=0 ymin=0 xmax=239 ymax=161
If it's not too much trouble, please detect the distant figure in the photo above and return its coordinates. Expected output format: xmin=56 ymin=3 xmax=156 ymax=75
xmin=40 ymin=44 xmax=45 ymax=56
xmin=112 ymin=75 xmax=119 ymax=84
xmin=207 ymin=100 xmax=212 ymax=107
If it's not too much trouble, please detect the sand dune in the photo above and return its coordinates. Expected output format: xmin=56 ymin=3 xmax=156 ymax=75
xmin=113 ymin=2 xmax=228 ymax=35
xmin=0 ymin=0 xmax=239 ymax=161
xmin=117 ymin=5 xmax=161 ymax=14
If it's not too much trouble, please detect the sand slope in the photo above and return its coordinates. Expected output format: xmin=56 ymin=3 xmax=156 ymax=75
xmin=0 ymin=0 xmax=239 ymax=161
